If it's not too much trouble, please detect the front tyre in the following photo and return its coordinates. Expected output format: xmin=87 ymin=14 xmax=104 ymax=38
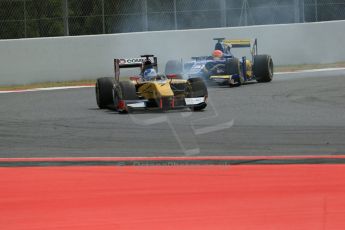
xmin=225 ymin=58 xmax=242 ymax=87
xmin=113 ymin=81 xmax=138 ymax=113
xmin=186 ymin=77 xmax=208 ymax=111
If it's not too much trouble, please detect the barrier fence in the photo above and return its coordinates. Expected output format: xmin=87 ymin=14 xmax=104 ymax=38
xmin=1 ymin=0 xmax=345 ymax=39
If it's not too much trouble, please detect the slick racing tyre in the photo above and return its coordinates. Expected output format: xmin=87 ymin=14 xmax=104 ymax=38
xmin=96 ymin=77 xmax=115 ymax=109
xmin=165 ymin=60 xmax=183 ymax=75
xmin=253 ymin=55 xmax=274 ymax=83
xmin=225 ymin=58 xmax=240 ymax=75
xmin=186 ymin=77 xmax=208 ymax=111
xmin=225 ymin=58 xmax=241 ymax=87
xmin=113 ymin=81 xmax=138 ymax=113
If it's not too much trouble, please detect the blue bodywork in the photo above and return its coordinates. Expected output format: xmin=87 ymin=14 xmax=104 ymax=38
xmin=184 ymin=59 xmax=244 ymax=86
xmin=183 ymin=38 xmax=255 ymax=85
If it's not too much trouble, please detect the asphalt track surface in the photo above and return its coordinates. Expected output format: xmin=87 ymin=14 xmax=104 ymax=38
xmin=1 ymin=69 xmax=345 ymax=158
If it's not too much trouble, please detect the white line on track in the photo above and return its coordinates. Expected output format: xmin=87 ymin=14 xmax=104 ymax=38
xmin=1 ymin=67 xmax=345 ymax=94
xmin=0 ymin=85 xmax=94 ymax=94
xmin=275 ymin=67 xmax=345 ymax=75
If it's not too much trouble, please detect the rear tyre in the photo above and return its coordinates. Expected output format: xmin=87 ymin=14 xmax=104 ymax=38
xmin=253 ymin=55 xmax=274 ymax=83
xmin=113 ymin=81 xmax=138 ymax=113
xmin=186 ymin=77 xmax=208 ymax=111
xmin=165 ymin=60 xmax=183 ymax=75
xmin=96 ymin=77 xmax=115 ymax=109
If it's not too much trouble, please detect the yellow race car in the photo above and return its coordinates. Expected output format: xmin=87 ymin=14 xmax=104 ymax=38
xmin=96 ymin=55 xmax=208 ymax=113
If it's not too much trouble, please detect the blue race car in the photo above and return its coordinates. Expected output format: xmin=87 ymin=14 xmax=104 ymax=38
xmin=165 ymin=38 xmax=274 ymax=87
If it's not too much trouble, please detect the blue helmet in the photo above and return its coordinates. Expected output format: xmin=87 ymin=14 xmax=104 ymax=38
xmin=143 ymin=68 xmax=157 ymax=80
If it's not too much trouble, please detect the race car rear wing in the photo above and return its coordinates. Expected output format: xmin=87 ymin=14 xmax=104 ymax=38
xmin=223 ymin=39 xmax=251 ymax=48
xmin=214 ymin=38 xmax=258 ymax=56
xmin=114 ymin=55 xmax=158 ymax=81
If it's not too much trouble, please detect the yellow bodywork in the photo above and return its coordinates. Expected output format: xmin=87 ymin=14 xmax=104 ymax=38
xmin=246 ymin=60 xmax=253 ymax=78
xmin=209 ymin=75 xmax=231 ymax=79
xmin=137 ymin=81 xmax=178 ymax=99
xmin=223 ymin=39 xmax=251 ymax=47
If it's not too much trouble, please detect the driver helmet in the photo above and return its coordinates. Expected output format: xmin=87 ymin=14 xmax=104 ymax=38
xmin=212 ymin=49 xmax=223 ymax=59
xmin=142 ymin=60 xmax=153 ymax=70
xmin=143 ymin=68 xmax=157 ymax=81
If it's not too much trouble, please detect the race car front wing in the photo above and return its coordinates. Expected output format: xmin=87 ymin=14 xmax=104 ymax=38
xmin=117 ymin=96 xmax=207 ymax=111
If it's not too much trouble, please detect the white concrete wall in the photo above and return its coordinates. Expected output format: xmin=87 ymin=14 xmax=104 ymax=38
xmin=0 ymin=20 xmax=344 ymax=85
